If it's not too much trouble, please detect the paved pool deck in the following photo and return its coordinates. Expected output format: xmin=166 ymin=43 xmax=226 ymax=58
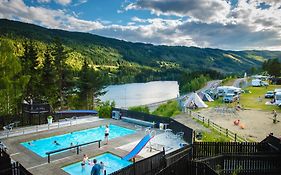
xmin=1 ymin=118 xmax=149 ymax=175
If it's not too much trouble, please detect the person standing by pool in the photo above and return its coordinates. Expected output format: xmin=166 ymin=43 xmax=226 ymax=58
xmin=91 ymin=159 xmax=101 ymax=175
xmin=81 ymin=154 xmax=88 ymax=168
xmin=104 ymin=125 xmax=110 ymax=145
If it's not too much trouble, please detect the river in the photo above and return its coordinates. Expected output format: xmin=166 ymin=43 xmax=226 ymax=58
xmin=100 ymin=81 xmax=179 ymax=108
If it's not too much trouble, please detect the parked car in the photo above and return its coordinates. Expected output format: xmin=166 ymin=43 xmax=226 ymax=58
xmin=223 ymin=94 xmax=238 ymax=103
xmin=264 ymin=91 xmax=274 ymax=98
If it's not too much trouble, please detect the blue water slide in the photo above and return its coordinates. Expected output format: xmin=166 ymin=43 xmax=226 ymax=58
xmin=122 ymin=134 xmax=153 ymax=161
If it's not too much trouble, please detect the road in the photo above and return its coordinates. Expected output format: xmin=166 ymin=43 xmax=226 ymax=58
xmin=143 ymin=80 xmax=222 ymax=111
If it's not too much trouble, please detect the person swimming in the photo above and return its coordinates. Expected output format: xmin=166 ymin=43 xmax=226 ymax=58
xmin=53 ymin=140 xmax=60 ymax=145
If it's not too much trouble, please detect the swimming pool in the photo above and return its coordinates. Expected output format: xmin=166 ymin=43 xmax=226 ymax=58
xmin=21 ymin=125 xmax=135 ymax=157
xmin=62 ymin=153 xmax=132 ymax=175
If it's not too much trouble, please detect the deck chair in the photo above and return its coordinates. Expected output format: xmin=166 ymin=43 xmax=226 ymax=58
xmin=3 ymin=123 xmax=14 ymax=132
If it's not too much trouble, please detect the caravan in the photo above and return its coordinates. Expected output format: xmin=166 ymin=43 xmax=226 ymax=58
xmin=217 ymin=86 xmax=241 ymax=97
xmin=252 ymin=79 xmax=269 ymax=87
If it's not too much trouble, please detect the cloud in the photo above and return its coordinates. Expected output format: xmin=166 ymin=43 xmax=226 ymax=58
xmin=126 ymin=0 xmax=232 ymax=24
xmin=37 ymin=0 xmax=72 ymax=5
xmin=0 ymin=0 xmax=103 ymax=31
xmin=55 ymin=0 xmax=72 ymax=5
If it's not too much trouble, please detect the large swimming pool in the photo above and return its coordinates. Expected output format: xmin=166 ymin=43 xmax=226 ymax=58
xmin=62 ymin=153 xmax=132 ymax=175
xmin=21 ymin=125 xmax=136 ymax=157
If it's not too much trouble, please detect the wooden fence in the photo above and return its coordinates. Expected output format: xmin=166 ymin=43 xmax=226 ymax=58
xmin=0 ymin=148 xmax=32 ymax=175
xmin=110 ymin=151 xmax=166 ymax=175
xmin=198 ymin=153 xmax=281 ymax=175
xmin=192 ymin=112 xmax=247 ymax=142
xmin=192 ymin=142 xmax=271 ymax=159
xmin=156 ymin=154 xmax=218 ymax=175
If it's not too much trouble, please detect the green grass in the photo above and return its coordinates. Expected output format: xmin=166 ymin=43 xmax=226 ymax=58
xmin=152 ymin=100 xmax=181 ymax=117
xmin=221 ymin=77 xmax=236 ymax=86
xmin=194 ymin=119 xmax=231 ymax=142
xmin=240 ymin=85 xmax=281 ymax=112
xmin=206 ymin=85 xmax=281 ymax=112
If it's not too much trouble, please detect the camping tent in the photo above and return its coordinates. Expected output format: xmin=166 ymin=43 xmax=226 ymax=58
xmin=198 ymin=92 xmax=214 ymax=102
xmin=183 ymin=93 xmax=208 ymax=108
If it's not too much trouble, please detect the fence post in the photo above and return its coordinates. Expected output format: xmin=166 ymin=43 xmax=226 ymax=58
xmin=48 ymin=154 xmax=50 ymax=163
xmin=208 ymin=119 xmax=210 ymax=127
xmin=202 ymin=116 xmax=205 ymax=123
xmin=98 ymin=141 xmax=100 ymax=148
xmin=77 ymin=146 xmax=80 ymax=154
xmin=234 ymin=134 xmax=237 ymax=142
xmin=226 ymin=129 xmax=228 ymax=137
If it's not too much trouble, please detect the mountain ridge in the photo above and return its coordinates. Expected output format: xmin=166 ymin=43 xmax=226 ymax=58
xmin=1 ymin=18 xmax=281 ymax=74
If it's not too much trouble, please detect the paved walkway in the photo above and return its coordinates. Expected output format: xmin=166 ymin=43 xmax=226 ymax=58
xmin=172 ymin=113 xmax=210 ymax=132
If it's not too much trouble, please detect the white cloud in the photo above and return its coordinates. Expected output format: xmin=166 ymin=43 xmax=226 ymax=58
xmin=37 ymin=0 xmax=51 ymax=3
xmin=0 ymin=0 xmax=103 ymax=31
xmin=55 ymin=0 xmax=72 ymax=5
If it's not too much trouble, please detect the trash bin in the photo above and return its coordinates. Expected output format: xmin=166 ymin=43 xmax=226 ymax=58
xmin=159 ymin=123 xmax=164 ymax=130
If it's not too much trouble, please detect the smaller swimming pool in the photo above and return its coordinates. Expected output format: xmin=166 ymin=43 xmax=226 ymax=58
xmin=62 ymin=153 xmax=132 ymax=175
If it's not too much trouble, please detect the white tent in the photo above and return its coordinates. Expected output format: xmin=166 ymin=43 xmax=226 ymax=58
xmin=183 ymin=93 xmax=208 ymax=108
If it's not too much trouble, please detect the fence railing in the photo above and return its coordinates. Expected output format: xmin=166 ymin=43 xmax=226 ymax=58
xmin=156 ymin=154 xmax=218 ymax=175
xmin=46 ymin=139 xmax=101 ymax=163
xmin=110 ymin=150 xmax=166 ymax=175
xmin=197 ymin=153 xmax=281 ymax=175
xmin=192 ymin=142 xmax=271 ymax=159
xmin=165 ymin=145 xmax=191 ymax=166
xmin=192 ymin=112 xmax=247 ymax=142
xmin=112 ymin=108 xmax=193 ymax=143
xmin=0 ymin=148 xmax=32 ymax=175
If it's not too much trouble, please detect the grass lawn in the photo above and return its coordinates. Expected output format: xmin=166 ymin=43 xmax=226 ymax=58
xmin=240 ymin=85 xmax=281 ymax=112
xmin=152 ymin=100 xmax=181 ymax=117
xmin=206 ymin=85 xmax=281 ymax=112
xmin=194 ymin=119 xmax=231 ymax=142
xmin=221 ymin=77 xmax=236 ymax=86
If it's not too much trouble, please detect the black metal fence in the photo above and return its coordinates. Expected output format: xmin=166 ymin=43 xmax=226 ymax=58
xmin=110 ymin=151 xmax=166 ymax=175
xmin=112 ymin=108 xmax=193 ymax=143
xmin=0 ymin=148 xmax=32 ymax=175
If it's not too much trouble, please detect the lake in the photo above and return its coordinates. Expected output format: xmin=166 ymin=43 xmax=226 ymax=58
xmin=100 ymin=81 xmax=179 ymax=108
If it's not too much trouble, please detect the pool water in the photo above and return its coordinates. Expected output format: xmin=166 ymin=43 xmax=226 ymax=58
xmin=62 ymin=153 xmax=132 ymax=175
xmin=21 ymin=125 xmax=135 ymax=157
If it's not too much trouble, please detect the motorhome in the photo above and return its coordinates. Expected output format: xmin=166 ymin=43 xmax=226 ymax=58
xmin=274 ymin=92 xmax=281 ymax=106
xmin=217 ymin=86 xmax=241 ymax=97
xmin=251 ymin=79 xmax=268 ymax=87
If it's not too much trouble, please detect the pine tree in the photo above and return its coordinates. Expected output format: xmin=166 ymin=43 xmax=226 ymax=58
xmin=20 ymin=40 xmax=42 ymax=103
xmin=52 ymin=38 xmax=70 ymax=109
xmin=0 ymin=39 xmax=29 ymax=115
xmin=41 ymin=47 xmax=59 ymax=108
xmin=79 ymin=60 xmax=106 ymax=109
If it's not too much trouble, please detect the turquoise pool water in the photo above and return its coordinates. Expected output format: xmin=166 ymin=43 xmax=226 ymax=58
xmin=62 ymin=153 xmax=132 ymax=175
xmin=21 ymin=125 xmax=135 ymax=157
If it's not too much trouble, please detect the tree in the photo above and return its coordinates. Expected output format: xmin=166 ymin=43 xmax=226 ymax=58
xmin=0 ymin=39 xmax=29 ymax=115
xmin=78 ymin=60 xmax=107 ymax=109
xmin=52 ymin=38 xmax=71 ymax=109
xmin=41 ymin=47 xmax=59 ymax=108
xmin=19 ymin=40 xmax=42 ymax=103
xmin=98 ymin=101 xmax=115 ymax=118
xmin=262 ymin=59 xmax=281 ymax=76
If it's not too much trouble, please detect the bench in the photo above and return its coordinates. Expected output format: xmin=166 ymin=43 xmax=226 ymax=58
xmin=122 ymin=117 xmax=155 ymax=127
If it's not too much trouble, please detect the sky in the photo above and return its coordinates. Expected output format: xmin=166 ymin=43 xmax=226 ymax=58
xmin=1 ymin=0 xmax=281 ymax=50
